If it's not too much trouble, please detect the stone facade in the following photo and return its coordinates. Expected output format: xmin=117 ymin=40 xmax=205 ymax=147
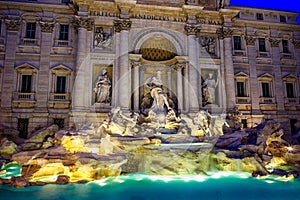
xmin=0 ymin=0 xmax=299 ymax=139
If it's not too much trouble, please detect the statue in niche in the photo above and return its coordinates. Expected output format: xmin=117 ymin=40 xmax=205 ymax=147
xmin=94 ymin=68 xmax=111 ymax=103
xmin=217 ymin=0 xmax=230 ymax=9
xmin=202 ymin=72 xmax=219 ymax=105
xmin=199 ymin=36 xmax=216 ymax=55
xmin=94 ymin=27 xmax=112 ymax=49
xmin=140 ymin=71 xmax=179 ymax=127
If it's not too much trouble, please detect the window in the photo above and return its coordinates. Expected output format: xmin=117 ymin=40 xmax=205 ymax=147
xmin=261 ymin=82 xmax=270 ymax=97
xmin=233 ymin=36 xmax=242 ymax=50
xmin=280 ymin=15 xmax=287 ymax=23
xmin=18 ymin=118 xmax=29 ymax=139
xmin=236 ymin=82 xmax=246 ymax=97
xmin=286 ymin=83 xmax=294 ymax=98
xmin=21 ymin=75 xmax=32 ymax=93
xmin=258 ymin=38 xmax=266 ymax=52
xmin=256 ymin=13 xmax=264 ymax=20
xmin=282 ymin=74 xmax=298 ymax=103
xmin=49 ymin=65 xmax=72 ymax=103
xmin=59 ymin=24 xmax=69 ymax=40
xmin=56 ymin=76 xmax=66 ymax=94
xmin=25 ymin=22 xmax=36 ymax=39
xmin=282 ymin=40 xmax=289 ymax=53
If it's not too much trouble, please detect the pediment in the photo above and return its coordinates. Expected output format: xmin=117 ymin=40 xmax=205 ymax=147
xmin=282 ymin=74 xmax=298 ymax=81
xmin=50 ymin=64 xmax=73 ymax=74
xmin=258 ymin=72 xmax=273 ymax=80
xmin=235 ymin=71 xmax=249 ymax=78
xmin=15 ymin=63 xmax=39 ymax=72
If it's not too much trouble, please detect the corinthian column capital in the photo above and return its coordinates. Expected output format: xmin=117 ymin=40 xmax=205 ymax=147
xmin=114 ymin=19 xmax=132 ymax=32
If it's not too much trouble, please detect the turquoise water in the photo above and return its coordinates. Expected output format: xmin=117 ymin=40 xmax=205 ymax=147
xmin=0 ymin=173 xmax=299 ymax=200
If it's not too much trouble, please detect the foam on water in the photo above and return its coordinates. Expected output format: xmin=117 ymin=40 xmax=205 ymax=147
xmin=1 ymin=173 xmax=299 ymax=200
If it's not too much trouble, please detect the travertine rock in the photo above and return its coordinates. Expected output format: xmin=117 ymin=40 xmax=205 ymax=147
xmin=11 ymin=177 xmax=29 ymax=188
xmin=0 ymin=138 xmax=18 ymax=159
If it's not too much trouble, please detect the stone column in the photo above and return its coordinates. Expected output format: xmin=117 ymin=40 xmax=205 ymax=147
xmin=114 ymin=19 xmax=132 ymax=111
xmin=245 ymin=35 xmax=260 ymax=114
xmin=35 ymin=22 xmax=54 ymax=111
xmin=175 ymin=63 xmax=184 ymax=111
xmin=269 ymin=38 xmax=284 ymax=111
xmin=131 ymin=60 xmax=141 ymax=111
xmin=1 ymin=19 xmax=21 ymax=110
xmin=293 ymin=39 xmax=300 ymax=94
xmin=167 ymin=70 xmax=172 ymax=96
xmin=73 ymin=17 xmax=93 ymax=111
xmin=183 ymin=62 xmax=189 ymax=112
xmin=112 ymin=31 xmax=120 ymax=108
xmin=218 ymin=27 xmax=235 ymax=110
xmin=185 ymin=24 xmax=199 ymax=112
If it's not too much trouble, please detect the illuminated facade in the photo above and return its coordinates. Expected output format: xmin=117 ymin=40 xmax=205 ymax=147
xmin=0 ymin=0 xmax=299 ymax=139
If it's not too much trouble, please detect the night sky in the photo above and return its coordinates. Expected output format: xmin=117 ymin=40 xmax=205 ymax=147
xmin=230 ymin=0 xmax=300 ymax=23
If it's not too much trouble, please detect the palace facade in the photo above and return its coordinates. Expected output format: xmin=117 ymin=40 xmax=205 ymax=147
xmin=0 ymin=0 xmax=299 ymax=139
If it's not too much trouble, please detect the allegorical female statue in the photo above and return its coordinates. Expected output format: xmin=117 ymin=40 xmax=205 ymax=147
xmin=94 ymin=69 xmax=111 ymax=103
xmin=202 ymin=72 xmax=218 ymax=104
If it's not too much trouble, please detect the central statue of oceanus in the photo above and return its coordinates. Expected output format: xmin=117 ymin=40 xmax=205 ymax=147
xmin=140 ymin=71 xmax=180 ymax=127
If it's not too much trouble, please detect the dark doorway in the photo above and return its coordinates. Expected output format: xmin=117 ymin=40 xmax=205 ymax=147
xmin=290 ymin=119 xmax=298 ymax=135
xmin=54 ymin=118 xmax=65 ymax=129
xmin=18 ymin=118 xmax=29 ymax=139
xmin=241 ymin=119 xmax=247 ymax=129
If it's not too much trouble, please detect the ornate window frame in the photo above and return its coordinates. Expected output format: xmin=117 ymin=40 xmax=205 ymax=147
xmin=49 ymin=64 xmax=73 ymax=102
xmin=234 ymin=72 xmax=250 ymax=104
xmin=14 ymin=63 xmax=38 ymax=101
xmin=282 ymin=74 xmax=299 ymax=104
xmin=20 ymin=14 xmax=40 ymax=46
xmin=257 ymin=73 xmax=275 ymax=104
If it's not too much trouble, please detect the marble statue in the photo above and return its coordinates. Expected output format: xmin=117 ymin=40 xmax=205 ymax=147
xmin=202 ymin=72 xmax=218 ymax=104
xmin=194 ymin=110 xmax=211 ymax=136
xmin=140 ymin=71 xmax=179 ymax=127
xmin=94 ymin=69 xmax=111 ymax=103
xmin=209 ymin=114 xmax=229 ymax=136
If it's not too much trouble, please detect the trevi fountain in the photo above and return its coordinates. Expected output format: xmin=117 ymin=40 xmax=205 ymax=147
xmin=0 ymin=69 xmax=300 ymax=199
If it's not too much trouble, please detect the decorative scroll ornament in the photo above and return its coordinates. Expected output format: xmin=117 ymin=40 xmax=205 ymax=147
xmin=40 ymin=22 xmax=55 ymax=33
xmin=245 ymin=35 xmax=256 ymax=45
xmin=5 ymin=19 xmax=21 ymax=31
xmin=185 ymin=24 xmax=199 ymax=35
xmin=269 ymin=38 xmax=280 ymax=47
xmin=173 ymin=63 xmax=185 ymax=71
xmin=130 ymin=60 xmax=142 ymax=69
xmin=75 ymin=17 xmax=94 ymax=31
xmin=292 ymin=39 xmax=300 ymax=49
xmin=114 ymin=19 xmax=132 ymax=32
xmin=217 ymin=27 xmax=233 ymax=39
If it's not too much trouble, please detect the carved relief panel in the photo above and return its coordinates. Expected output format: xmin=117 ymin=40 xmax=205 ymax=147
xmin=94 ymin=26 xmax=113 ymax=51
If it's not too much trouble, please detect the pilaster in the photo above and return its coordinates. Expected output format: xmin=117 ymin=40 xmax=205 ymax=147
xmin=35 ymin=21 xmax=54 ymax=111
xmin=1 ymin=19 xmax=21 ymax=110
xmin=270 ymin=38 xmax=284 ymax=111
xmin=246 ymin=35 xmax=260 ymax=114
